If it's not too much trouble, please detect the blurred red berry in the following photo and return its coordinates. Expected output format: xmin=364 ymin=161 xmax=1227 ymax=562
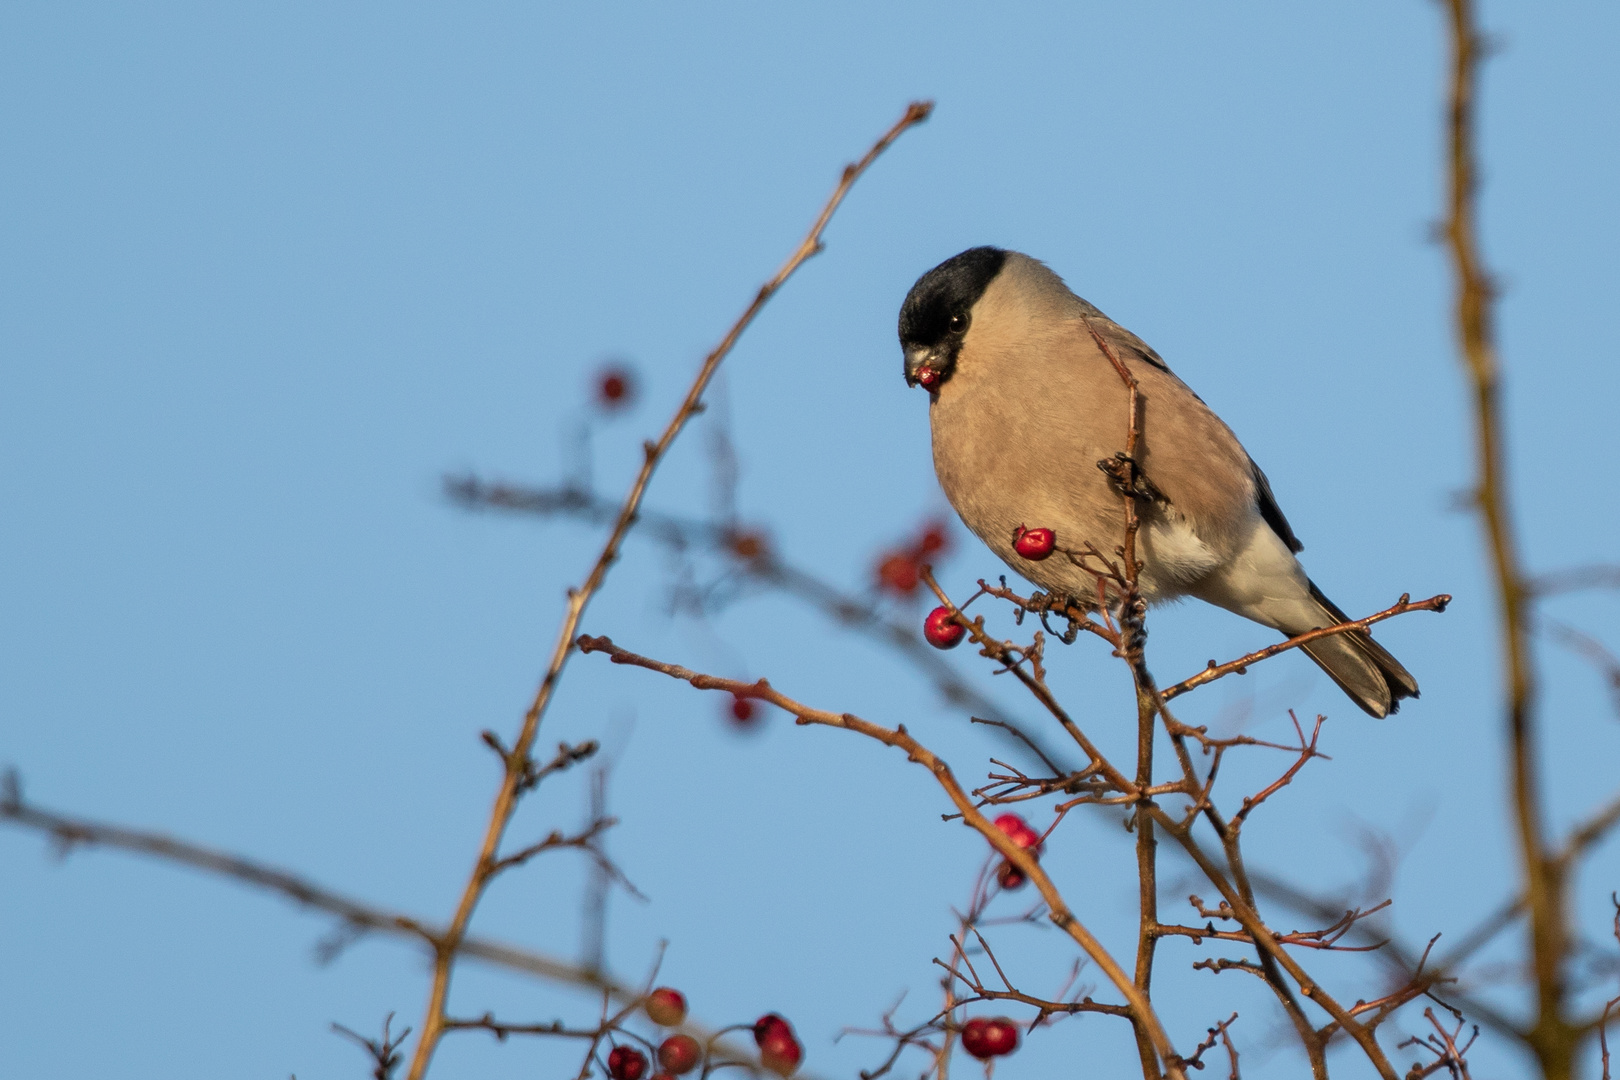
xmin=729 ymin=694 xmax=757 ymax=725
xmin=753 ymin=1014 xmax=791 ymax=1044
xmin=657 ymin=1034 xmax=701 ymax=1075
xmin=876 ymin=551 xmax=922 ymax=594
xmin=961 ymin=1017 xmax=1020 ymax=1059
xmin=918 ymin=521 xmax=950 ymax=554
xmin=729 ymin=530 xmax=767 ymax=560
xmin=645 ymin=986 xmax=688 ymax=1027
xmin=608 ymin=1045 xmax=649 ymax=1080
xmin=595 ymin=365 xmax=637 ymax=410
xmin=992 ymin=812 xmax=1043 ymax=854
xmin=996 ymin=860 xmax=1026 ymax=890
xmin=1012 ymin=525 xmax=1056 ymax=560
xmin=759 ymin=1029 xmax=803 ymax=1076
xmin=924 ymin=606 xmax=965 ymax=649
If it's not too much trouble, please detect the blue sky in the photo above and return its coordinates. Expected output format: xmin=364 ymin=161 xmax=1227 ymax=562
xmin=3 ymin=3 xmax=1618 ymax=1078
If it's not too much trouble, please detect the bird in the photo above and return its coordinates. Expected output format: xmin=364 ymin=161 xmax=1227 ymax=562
xmin=897 ymin=247 xmax=1418 ymax=717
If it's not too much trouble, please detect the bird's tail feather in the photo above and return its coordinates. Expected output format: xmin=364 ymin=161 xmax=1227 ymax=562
xmin=1294 ymin=581 xmax=1419 ymax=718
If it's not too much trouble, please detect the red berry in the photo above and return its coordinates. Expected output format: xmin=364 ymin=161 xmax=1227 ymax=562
xmin=923 ymin=606 xmax=965 ymax=649
xmin=753 ymin=1014 xmax=791 ymax=1045
xmin=1012 ymin=525 xmax=1056 ymax=560
xmin=961 ymin=1017 xmax=1020 ymax=1059
xmin=608 ymin=1046 xmax=649 ymax=1080
xmin=992 ymin=813 xmax=1044 ymax=854
xmin=729 ymin=695 xmax=757 ymax=725
xmin=916 ymin=366 xmax=940 ymax=389
xmin=918 ymin=522 xmax=949 ymax=554
xmin=759 ymin=1029 xmax=803 ymax=1076
xmin=645 ymin=987 xmax=688 ymax=1027
xmin=657 ymin=1034 xmax=701 ymax=1075
xmin=997 ymin=860 xmax=1026 ymax=890
xmin=876 ymin=551 xmax=921 ymax=594
xmin=595 ymin=365 xmax=637 ymax=410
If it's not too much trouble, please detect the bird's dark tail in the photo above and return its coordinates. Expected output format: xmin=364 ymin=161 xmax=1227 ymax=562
xmin=1295 ymin=580 xmax=1420 ymax=718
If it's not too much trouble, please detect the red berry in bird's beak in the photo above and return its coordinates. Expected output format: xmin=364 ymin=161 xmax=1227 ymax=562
xmin=923 ymin=606 xmax=966 ymax=649
xmin=916 ymin=366 xmax=940 ymax=389
xmin=1012 ymin=525 xmax=1056 ymax=560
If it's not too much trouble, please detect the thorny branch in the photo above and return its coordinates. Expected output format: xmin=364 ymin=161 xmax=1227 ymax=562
xmin=446 ymin=476 xmax=1068 ymax=770
xmin=403 ymin=101 xmax=933 ymax=1080
xmin=0 ymin=771 xmax=766 ymax=1070
xmin=574 ymin=633 xmax=1191 ymax=1080
xmin=333 ymin=1014 xmax=411 ymax=1080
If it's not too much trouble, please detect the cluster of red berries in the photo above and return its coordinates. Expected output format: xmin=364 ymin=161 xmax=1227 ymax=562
xmin=920 ymin=524 xmax=1056 ymax=650
xmin=752 ymin=1013 xmax=804 ymax=1075
xmin=960 ymin=1016 xmax=1021 ymax=1059
xmin=595 ymin=364 xmax=638 ymax=411
xmin=607 ymin=988 xmax=802 ymax=1079
xmin=874 ymin=519 xmax=951 ymax=596
xmin=991 ymin=812 xmax=1044 ymax=890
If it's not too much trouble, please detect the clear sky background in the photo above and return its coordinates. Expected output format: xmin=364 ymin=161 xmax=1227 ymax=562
xmin=3 ymin=3 xmax=1618 ymax=1078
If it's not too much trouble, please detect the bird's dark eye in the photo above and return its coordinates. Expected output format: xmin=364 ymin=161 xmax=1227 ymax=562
xmin=948 ymin=313 xmax=969 ymax=334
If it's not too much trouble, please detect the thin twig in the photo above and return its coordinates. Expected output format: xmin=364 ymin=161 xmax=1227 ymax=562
xmin=1161 ymin=596 xmax=1450 ymax=702
xmin=575 ymin=634 xmax=1189 ymax=1080
xmin=403 ymin=101 xmax=933 ymax=1080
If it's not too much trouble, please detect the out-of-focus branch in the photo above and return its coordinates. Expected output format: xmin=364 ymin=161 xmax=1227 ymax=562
xmin=445 ymin=476 xmax=1070 ymax=771
xmin=1441 ymin=2 xmax=1579 ymax=1075
xmin=0 ymin=775 xmax=779 ymax=1074
xmin=1530 ymin=565 xmax=1620 ymax=598
xmin=406 ymin=100 xmax=933 ymax=1080
xmin=575 ymin=633 xmax=1190 ymax=1080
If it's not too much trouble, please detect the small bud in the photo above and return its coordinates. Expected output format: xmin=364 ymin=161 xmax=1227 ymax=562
xmin=1012 ymin=525 xmax=1056 ymax=560
xmin=645 ymin=987 xmax=688 ymax=1027
xmin=657 ymin=1034 xmax=701 ymax=1075
xmin=923 ymin=606 xmax=965 ymax=649
xmin=608 ymin=1045 xmax=649 ymax=1080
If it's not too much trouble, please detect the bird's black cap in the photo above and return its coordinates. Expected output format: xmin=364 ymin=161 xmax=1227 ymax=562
xmin=898 ymin=246 xmax=1007 ymax=350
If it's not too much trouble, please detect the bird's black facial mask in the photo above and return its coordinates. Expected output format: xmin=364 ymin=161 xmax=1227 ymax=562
xmin=898 ymin=246 xmax=1007 ymax=392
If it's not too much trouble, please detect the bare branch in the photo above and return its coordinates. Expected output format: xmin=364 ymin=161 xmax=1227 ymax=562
xmin=405 ymin=100 xmax=934 ymax=1080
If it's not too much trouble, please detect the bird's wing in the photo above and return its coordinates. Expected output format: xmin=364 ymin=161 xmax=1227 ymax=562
xmin=1085 ymin=316 xmax=1171 ymax=372
xmin=1085 ymin=313 xmax=1302 ymax=552
xmin=1249 ymin=458 xmax=1304 ymax=553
